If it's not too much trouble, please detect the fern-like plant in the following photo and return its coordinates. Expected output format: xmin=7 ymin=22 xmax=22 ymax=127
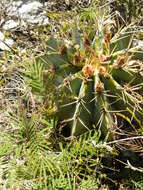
xmin=0 ymin=107 xmax=60 ymax=189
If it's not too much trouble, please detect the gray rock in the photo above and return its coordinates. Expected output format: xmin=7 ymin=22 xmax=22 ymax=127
xmin=2 ymin=20 xmax=19 ymax=30
xmin=1 ymin=0 xmax=49 ymax=30
xmin=138 ymin=40 xmax=143 ymax=47
xmin=0 ymin=31 xmax=14 ymax=50
xmin=18 ymin=1 xmax=49 ymax=24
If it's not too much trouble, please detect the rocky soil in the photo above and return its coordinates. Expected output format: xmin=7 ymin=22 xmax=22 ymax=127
xmin=0 ymin=0 xmax=50 ymax=50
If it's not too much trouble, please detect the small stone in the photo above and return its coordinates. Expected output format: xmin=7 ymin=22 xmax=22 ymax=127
xmin=18 ymin=2 xmax=42 ymax=16
xmin=0 ymin=31 xmax=14 ymax=51
xmin=2 ymin=0 xmax=49 ymax=29
xmin=3 ymin=20 xmax=19 ymax=30
xmin=138 ymin=40 xmax=143 ymax=47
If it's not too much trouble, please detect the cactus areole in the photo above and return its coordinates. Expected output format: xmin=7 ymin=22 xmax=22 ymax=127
xmin=43 ymin=27 xmax=143 ymax=140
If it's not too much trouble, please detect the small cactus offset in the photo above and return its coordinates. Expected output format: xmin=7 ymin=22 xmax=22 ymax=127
xmin=41 ymin=25 xmax=143 ymax=140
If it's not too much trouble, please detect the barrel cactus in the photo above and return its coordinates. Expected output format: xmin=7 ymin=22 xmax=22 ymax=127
xmin=42 ymin=26 xmax=143 ymax=140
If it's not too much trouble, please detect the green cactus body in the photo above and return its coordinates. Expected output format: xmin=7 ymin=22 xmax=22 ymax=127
xmin=41 ymin=27 xmax=143 ymax=140
xmin=111 ymin=67 xmax=143 ymax=85
xmin=102 ymin=75 xmax=143 ymax=121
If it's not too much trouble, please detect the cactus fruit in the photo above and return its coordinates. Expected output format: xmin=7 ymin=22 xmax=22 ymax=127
xmin=41 ymin=26 xmax=143 ymax=140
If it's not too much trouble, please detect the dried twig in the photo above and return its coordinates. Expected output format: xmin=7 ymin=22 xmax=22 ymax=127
xmin=107 ymin=136 xmax=143 ymax=145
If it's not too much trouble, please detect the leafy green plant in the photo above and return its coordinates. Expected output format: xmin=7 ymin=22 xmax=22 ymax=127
xmin=0 ymin=107 xmax=60 ymax=189
xmin=21 ymin=55 xmax=45 ymax=97
xmin=21 ymin=50 xmax=58 ymax=118
xmin=47 ymin=130 xmax=112 ymax=190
